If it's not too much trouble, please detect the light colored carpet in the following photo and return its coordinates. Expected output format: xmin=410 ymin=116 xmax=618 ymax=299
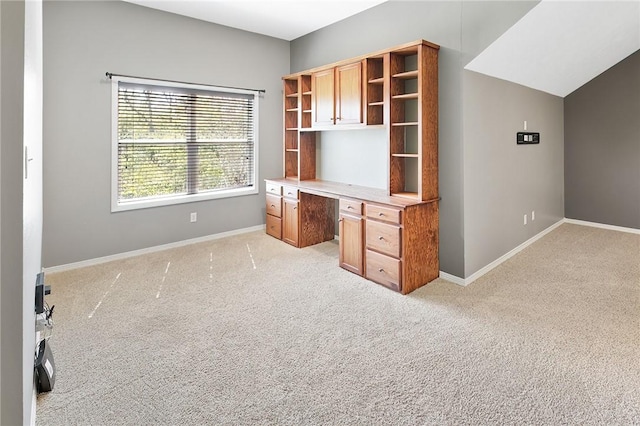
xmin=36 ymin=223 xmax=640 ymax=425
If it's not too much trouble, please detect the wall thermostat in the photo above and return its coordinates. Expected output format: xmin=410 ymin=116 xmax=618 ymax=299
xmin=517 ymin=132 xmax=540 ymax=144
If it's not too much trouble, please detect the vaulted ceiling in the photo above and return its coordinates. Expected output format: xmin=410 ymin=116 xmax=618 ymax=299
xmin=123 ymin=0 xmax=640 ymax=98
xmin=465 ymin=0 xmax=640 ymax=97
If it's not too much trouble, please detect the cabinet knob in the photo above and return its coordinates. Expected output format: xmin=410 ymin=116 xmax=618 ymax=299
xmin=293 ymin=206 xmax=297 ymax=210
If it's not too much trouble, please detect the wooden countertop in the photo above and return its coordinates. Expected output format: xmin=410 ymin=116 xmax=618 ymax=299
xmin=265 ymin=178 xmax=438 ymax=207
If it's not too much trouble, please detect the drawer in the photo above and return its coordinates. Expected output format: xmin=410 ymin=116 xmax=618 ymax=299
xmin=366 ymin=249 xmax=401 ymax=292
xmin=266 ymin=194 xmax=282 ymax=217
xmin=366 ymin=203 xmax=402 ymax=224
xmin=282 ymin=185 xmax=299 ymax=199
xmin=366 ymin=220 xmax=401 ymax=257
xmin=339 ymin=198 xmax=363 ymax=215
xmin=266 ymin=182 xmax=282 ymax=195
xmin=266 ymin=214 xmax=282 ymax=239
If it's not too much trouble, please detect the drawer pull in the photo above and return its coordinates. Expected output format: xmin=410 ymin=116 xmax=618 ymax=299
xmin=293 ymin=206 xmax=297 ymax=210
xmin=287 ymin=192 xmax=293 ymax=196
xmin=270 ymin=204 xmax=275 ymax=208
xmin=378 ymin=268 xmax=384 ymax=272
xmin=378 ymin=212 xmax=384 ymax=217
xmin=378 ymin=236 xmax=384 ymax=240
xmin=347 ymin=205 xmax=353 ymax=209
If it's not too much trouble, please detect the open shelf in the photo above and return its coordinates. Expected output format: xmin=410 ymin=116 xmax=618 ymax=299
xmin=392 ymin=93 xmax=418 ymax=100
xmin=391 ymin=122 xmax=418 ymax=127
xmin=392 ymin=70 xmax=419 ymax=79
xmin=365 ymin=56 xmax=385 ymax=126
xmin=391 ymin=191 xmax=419 ymax=200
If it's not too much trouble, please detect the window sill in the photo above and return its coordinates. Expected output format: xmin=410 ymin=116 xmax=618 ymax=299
xmin=111 ymin=186 xmax=258 ymax=212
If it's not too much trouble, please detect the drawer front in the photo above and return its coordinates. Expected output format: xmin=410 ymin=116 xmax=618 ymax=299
xmin=366 ymin=203 xmax=402 ymax=224
xmin=266 ymin=194 xmax=282 ymax=217
xmin=266 ymin=214 xmax=282 ymax=239
xmin=366 ymin=249 xmax=401 ymax=291
xmin=339 ymin=198 xmax=363 ymax=215
xmin=366 ymin=220 xmax=401 ymax=257
xmin=266 ymin=182 xmax=282 ymax=196
xmin=282 ymin=185 xmax=299 ymax=199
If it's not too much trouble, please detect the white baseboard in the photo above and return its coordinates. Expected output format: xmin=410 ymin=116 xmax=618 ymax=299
xmin=564 ymin=218 xmax=640 ymax=234
xmin=438 ymin=271 xmax=466 ymax=286
xmin=43 ymin=225 xmax=265 ymax=274
xmin=439 ymin=218 xmax=565 ymax=287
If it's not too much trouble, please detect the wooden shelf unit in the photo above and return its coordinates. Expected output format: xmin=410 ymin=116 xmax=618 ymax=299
xmin=272 ymin=39 xmax=439 ymax=294
xmin=283 ymin=76 xmax=316 ymax=180
xmin=365 ymin=56 xmax=385 ymax=125
xmin=388 ymin=42 xmax=438 ymax=201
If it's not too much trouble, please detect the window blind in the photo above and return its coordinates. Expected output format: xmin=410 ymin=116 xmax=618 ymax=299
xmin=116 ymin=81 xmax=255 ymax=206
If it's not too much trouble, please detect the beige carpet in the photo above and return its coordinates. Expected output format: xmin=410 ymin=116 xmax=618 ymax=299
xmin=36 ymin=223 xmax=640 ymax=425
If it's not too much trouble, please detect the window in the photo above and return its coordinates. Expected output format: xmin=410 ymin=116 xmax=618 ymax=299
xmin=111 ymin=76 xmax=259 ymax=211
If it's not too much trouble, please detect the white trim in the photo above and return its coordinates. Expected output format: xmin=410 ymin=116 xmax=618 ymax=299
xmin=464 ymin=219 xmax=565 ymax=285
xmin=564 ymin=218 xmax=640 ymax=235
xmin=438 ymin=271 xmax=466 ymax=286
xmin=439 ymin=219 xmax=566 ymax=287
xmin=110 ymin=75 xmax=260 ymax=212
xmin=112 ymin=186 xmax=259 ymax=212
xmin=43 ymin=225 xmax=265 ymax=274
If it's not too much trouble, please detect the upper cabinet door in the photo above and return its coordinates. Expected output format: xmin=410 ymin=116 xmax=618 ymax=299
xmin=336 ymin=62 xmax=363 ymax=125
xmin=312 ymin=68 xmax=335 ymax=127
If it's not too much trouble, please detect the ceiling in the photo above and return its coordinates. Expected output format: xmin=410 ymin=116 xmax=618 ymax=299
xmin=124 ymin=0 xmax=639 ymax=98
xmin=123 ymin=0 xmax=388 ymax=41
xmin=465 ymin=0 xmax=640 ymax=97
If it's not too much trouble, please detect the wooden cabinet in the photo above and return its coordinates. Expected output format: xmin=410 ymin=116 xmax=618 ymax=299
xmin=339 ymin=199 xmax=364 ymax=276
xmin=278 ymin=184 xmax=334 ymax=249
xmin=268 ymin=39 xmax=440 ymax=294
xmin=335 ymin=62 xmax=363 ymax=125
xmin=365 ymin=203 xmax=403 ymax=291
xmin=265 ymin=183 xmax=282 ymax=240
xmin=282 ymin=185 xmax=300 ymax=246
xmin=312 ymin=68 xmax=335 ymax=127
xmin=282 ymin=197 xmax=299 ymax=246
xmin=312 ymin=62 xmax=363 ymax=128
xmin=363 ymin=201 xmax=439 ymax=294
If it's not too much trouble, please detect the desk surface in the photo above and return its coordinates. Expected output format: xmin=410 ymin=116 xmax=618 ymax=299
xmin=265 ymin=178 xmax=438 ymax=207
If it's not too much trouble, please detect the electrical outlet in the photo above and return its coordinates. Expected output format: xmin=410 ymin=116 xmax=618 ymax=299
xmin=190 ymin=212 xmax=197 ymax=223
xmin=532 ymin=210 xmax=535 ymax=221
xmin=524 ymin=214 xmax=527 ymax=225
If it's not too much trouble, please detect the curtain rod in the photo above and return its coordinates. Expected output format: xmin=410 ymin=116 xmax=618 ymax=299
xmin=105 ymin=72 xmax=266 ymax=94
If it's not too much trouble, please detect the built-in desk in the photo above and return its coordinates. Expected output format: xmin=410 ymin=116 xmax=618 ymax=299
xmin=265 ymin=178 xmax=439 ymax=294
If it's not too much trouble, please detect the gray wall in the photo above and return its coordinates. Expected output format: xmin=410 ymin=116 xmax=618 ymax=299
xmin=565 ymin=50 xmax=640 ymax=229
xmin=463 ymin=71 xmax=564 ymax=277
xmin=291 ymin=1 xmax=538 ymax=277
xmin=43 ymin=1 xmax=289 ymax=267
